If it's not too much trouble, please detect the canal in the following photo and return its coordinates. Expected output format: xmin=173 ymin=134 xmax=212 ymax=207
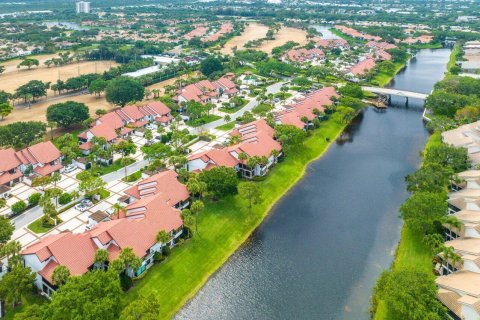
xmin=175 ymin=48 xmax=451 ymax=320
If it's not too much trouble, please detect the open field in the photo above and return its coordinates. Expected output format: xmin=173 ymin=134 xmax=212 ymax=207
xmin=221 ymin=23 xmax=309 ymax=56
xmin=257 ymin=27 xmax=309 ymax=54
xmin=0 ymin=59 xmax=118 ymax=93
xmin=220 ymin=23 xmax=269 ymax=55
xmin=0 ymin=73 xmax=196 ymax=127
xmin=124 ymin=118 xmax=346 ymax=319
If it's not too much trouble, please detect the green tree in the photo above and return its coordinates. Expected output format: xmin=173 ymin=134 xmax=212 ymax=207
xmin=46 ymin=270 xmax=122 ymax=320
xmin=79 ymin=177 xmax=106 ymax=199
xmin=0 ymin=265 xmax=35 ymax=307
xmin=52 ymin=265 xmax=71 ymax=287
xmin=114 ymin=248 xmax=142 ymax=278
xmin=88 ymin=78 xmax=108 ymax=96
xmin=274 ymin=124 xmax=306 ymax=150
xmin=106 ymin=77 xmax=145 ymax=107
xmin=17 ymin=58 xmax=39 ymax=70
xmin=141 ymin=142 xmax=172 ymax=164
xmin=199 ymin=166 xmax=239 ymax=199
xmin=0 ymin=102 xmax=13 ymax=120
xmin=0 ymin=216 xmax=14 ymax=244
xmin=119 ymin=294 xmax=161 ymax=320
xmin=405 ymin=163 xmax=451 ymax=193
xmin=424 ymin=144 xmax=469 ymax=172
xmin=47 ymin=101 xmax=90 ymax=128
xmin=400 ymin=192 xmax=447 ymax=234
xmin=239 ymin=182 xmax=262 ymax=214
xmin=191 ymin=200 xmax=204 ymax=234
xmin=374 ymin=270 xmax=446 ymax=320
xmin=180 ymin=209 xmax=195 ymax=238
xmin=15 ymin=80 xmax=48 ymax=103
xmin=94 ymin=249 xmax=109 ymax=270
xmin=200 ymin=56 xmax=223 ymax=77
xmin=156 ymin=230 xmax=170 ymax=258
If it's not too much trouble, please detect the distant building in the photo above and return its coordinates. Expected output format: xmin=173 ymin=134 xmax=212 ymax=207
xmin=76 ymin=1 xmax=91 ymax=14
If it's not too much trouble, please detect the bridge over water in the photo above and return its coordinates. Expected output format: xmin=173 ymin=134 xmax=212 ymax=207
xmin=361 ymin=86 xmax=429 ymax=104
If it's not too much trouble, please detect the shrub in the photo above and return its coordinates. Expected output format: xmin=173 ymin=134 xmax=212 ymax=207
xmin=11 ymin=200 xmax=27 ymax=215
xmin=98 ymin=189 xmax=110 ymax=200
xmin=41 ymin=216 xmax=55 ymax=228
xmin=58 ymin=193 xmax=73 ymax=205
xmin=153 ymin=251 xmax=166 ymax=263
xmin=162 ymin=245 xmax=171 ymax=257
xmin=28 ymin=193 xmax=41 ymax=206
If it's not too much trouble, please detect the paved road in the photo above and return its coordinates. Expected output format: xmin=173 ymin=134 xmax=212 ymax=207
xmin=189 ymin=82 xmax=285 ymax=134
xmin=102 ymin=159 xmax=149 ymax=184
xmin=11 ymin=206 xmax=43 ymax=230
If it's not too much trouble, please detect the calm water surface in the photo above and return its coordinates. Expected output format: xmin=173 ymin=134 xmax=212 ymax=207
xmin=176 ymin=49 xmax=451 ymax=320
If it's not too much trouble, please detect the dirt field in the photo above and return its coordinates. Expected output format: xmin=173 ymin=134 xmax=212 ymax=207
xmin=221 ymin=23 xmax=269 ymax=55
xmin=1 ymin=73 xmax=195 ymax=126
xmin=221 ymin=23 xmax=308 ymax=56
xmin=257 ymin=27 xmax=309 ymax=54
xmin=0 ymin=59 xmax=118 ymax=93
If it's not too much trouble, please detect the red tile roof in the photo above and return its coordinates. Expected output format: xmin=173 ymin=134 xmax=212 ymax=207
xmin=15 ymin=141 xmax=61 ymax=166
xmin=349 ymin=58 xmax=376 ymax=76
xmin=88 ymin=123 xmax=117 ymax=142
xmin=0 ymin=148 xmax=21 ymax=172
xmin=124 ymin=170 xmax=189 ymax=206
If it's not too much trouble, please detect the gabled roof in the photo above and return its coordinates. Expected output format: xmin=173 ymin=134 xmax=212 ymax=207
xmin=15 ymin=141 xmax=61 ymax=165
xmin=0 ymin=148 xmax=21 ymax=172
xmin=88 ymin=123 xmax=117 ymax=142
xmin=124 ymin=170 xmax=189 ymax=205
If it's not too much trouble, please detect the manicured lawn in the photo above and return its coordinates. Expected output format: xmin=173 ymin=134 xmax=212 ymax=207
xmin=215 ymin=121 xmax=236 ymax=131
xmin=28 ymin=219 xmax=55 ymax=234
xmin=218 ymin=106 xmax=243 ymax=113
xmin=373 ymin=133 xmax=440 ymax=320
xmin=186 ymin=115 xmax=222 ymax=127
xmin=124 ymin=118 xmax=346 ymax=319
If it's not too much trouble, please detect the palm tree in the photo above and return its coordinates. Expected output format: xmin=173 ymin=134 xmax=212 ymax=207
xmin=181 ymin=209 xmax=195 ymax=238
xmin=238 ymin=152 xmax=248 ymax=177
xmin=156 ymin=230 xmax=171 ymax=259
xmin=191 ymin=200 xmax=204 ymax=235
xmin=112 ymin=203 xmax=124 ymax=219
xmin=270 ymin=149 xmax=280 ymax=164
xmin=247 ymin=156 xmax=259 ymax=178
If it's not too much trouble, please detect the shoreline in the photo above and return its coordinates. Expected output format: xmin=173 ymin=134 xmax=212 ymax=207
xmin=125 ymin=117 xmax=350 ymax=319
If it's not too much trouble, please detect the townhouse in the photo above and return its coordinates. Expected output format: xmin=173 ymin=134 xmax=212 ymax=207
xmin=78 ymin=102 xmax=173 ymax=154
xmin=202 ymin=22 xmax=233 ymax=42
xmin=282 ymin=48 xmax=325 ymax=65
xmin=175 ymin=75 xmax=238 ymax=106
xmin=437 ymin=169 xmax=480 ymax=319
xmin=334 ymin=25 xmax=381 ymax=42
xmin=346 ymin=58 xmax=377 ymax=80
xmin=187 ymin=119 xmax=282 ymax=178
xmin=315 ymin=39 xmax=349 ymax=50
xmin=0 ymin=141 xmax=63 ymax=187
xmin=21 ymin=169 xmax=186 ymax=296
xmin=275 ymin=87 xmax=339 ymax=129
xmin=122 ymin=170 xmax=190 ymax=209
xmin=442 ymin=121 xmax=480 ymax=166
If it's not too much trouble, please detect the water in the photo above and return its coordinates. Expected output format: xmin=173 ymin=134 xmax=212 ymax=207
xmin=176 ymin=48 xmax=451 ymax=320
xmin=311 ymin=25 xmax=341 ymax=39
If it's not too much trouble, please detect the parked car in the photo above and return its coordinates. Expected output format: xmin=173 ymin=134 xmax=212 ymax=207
xmin=63 ymin=164 xmax=77 ymax=174
xmin=74 ymin=204 xmax=88 ymax=212
xmin=80 ymin=199 xmax=93 ymax=207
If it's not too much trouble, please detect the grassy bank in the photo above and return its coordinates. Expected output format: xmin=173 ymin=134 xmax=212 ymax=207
xmin=447 ymin=43 xmax=461 ymax=73
xmin=371 ymin=60 xmax=408 ymax=87
xmin=373 ymin=132 xmax=441 ymax=320
xmin=124 ymin=118 xmax=346 ymax=319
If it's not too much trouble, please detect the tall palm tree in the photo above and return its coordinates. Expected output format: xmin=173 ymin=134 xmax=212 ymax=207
xmin=112 ymin=203 xmax=124 ymax=219
xmin=191 ymin=200 xmax=204 ymax=235
xmin=238 ymin=152 xmax=248 ymax=177
xmin=156 ymin=230 xmax=171 ymax=258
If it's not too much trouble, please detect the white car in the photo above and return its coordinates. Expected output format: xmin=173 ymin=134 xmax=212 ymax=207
xmin=74 ymin=204 xmax=88 ymax=212
xmin=81 ymin=199 xmax=93 ymax=207
xmin=63 ymin=164 xmax=77 ymax=174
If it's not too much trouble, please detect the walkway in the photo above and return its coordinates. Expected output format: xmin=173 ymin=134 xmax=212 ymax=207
xmin=361 ymin=86 xmax=429 ymax=100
